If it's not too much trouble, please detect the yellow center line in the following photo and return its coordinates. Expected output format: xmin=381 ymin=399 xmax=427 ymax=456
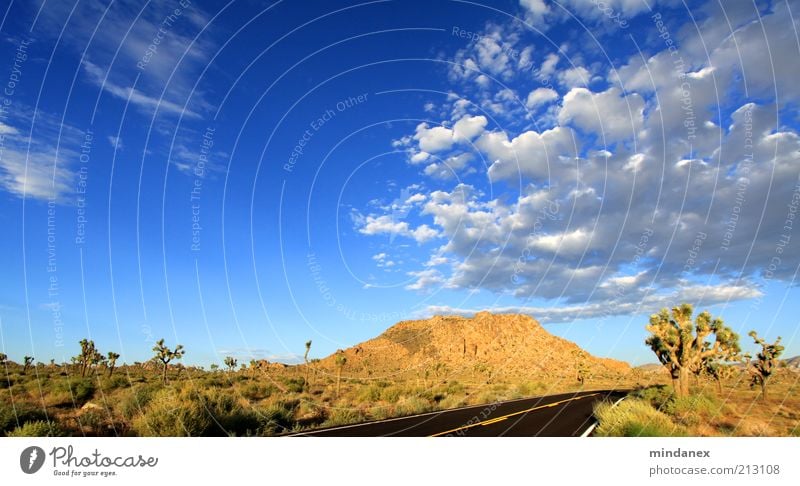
xmin=428 ymin=393 xmax=599 ymax=437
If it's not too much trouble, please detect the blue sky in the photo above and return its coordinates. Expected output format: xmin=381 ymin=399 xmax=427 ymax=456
xmin=0 ymin=0 xmax=798 ymax=367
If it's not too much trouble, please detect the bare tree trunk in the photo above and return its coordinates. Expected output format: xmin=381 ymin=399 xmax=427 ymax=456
xmin=677 ymin=367 xmax=690 ymax=398
xmin=760 ymin=379 xmax=767 ymax=401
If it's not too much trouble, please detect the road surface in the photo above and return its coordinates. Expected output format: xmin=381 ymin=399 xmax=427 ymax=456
xmin=287 ymin=389 xmax=627 ymax=437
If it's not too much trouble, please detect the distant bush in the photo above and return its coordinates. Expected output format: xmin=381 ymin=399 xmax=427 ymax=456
xmin=282 ymin=377 xmax=306 ymax=393
xmin=7 ymin=420 xmax=64 ymax=437
xmin=594 ymin=399 xmax=685 ymax=437
xmin=239 ymin=383 xmax=274 ymax=401
xmin=98 ymin=375 xmax=130 ymax=391
xmin=515 ymin=381 xmax=546 ymax=397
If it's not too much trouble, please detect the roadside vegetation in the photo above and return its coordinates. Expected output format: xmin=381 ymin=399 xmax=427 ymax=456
xmin=0 ymin=339 xmax=627 ymax=437
xmin=2 ymin=305 xmax=796 ymax=437
xmin=593 ymin=303 xmax=798 ymax=437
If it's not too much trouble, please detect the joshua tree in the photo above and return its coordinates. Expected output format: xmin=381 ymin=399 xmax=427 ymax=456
xmin=107 ymin=352 xmax=120 ymax=376
xmin=575 ymin=351 xmax=589 ymax=386
xmin=22 ymin=356 xmax=34 ymax=374
xmin=77 ymin=339 xmax=98 ymax=377
xmin=335 ymin=350 xmax=347 ymax=397
xmin=745 ymin=331 xmax=784 ymax=400
xmin=645 ymin=304 xmax=740 ymax=397
xmin=0 ymin=353 xmax=6 ymax=366
xmin=153 ymin=339 xmax=185 ymax=384
xmin=304 ymin=340 xmax=312 ymax=387
xmin=224 ymin=356 xmax=237 ymax=373
xmin=210 ymin=363 xmax=219 ymax=372
xmin=90 ymin=350 xmax=106 ymax=375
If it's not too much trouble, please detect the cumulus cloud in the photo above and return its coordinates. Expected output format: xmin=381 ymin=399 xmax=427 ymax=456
xmin=558 ymin=87 xmax=644 ymax=143
xmin=526 ymin=87 xmax=559 ymax=109
xmin=357 ymin=215 xmax=440 ymax=244
xmin=477 ymin=126 xmax=577 ymax=181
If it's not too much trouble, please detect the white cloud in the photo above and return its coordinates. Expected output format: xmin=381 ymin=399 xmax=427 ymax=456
xmin=415 ymin=282 xmax=762 ymax=323
xmin=558 ymin=87 xmax=644 ymax=142
xmin=477 ymin=126 xmax=577 ymax=181
xmin=526 ymin=87 xmax=559 ymax=109
xmin=413 ymin=123 xmax=454 ymax=153
xmin=82 ymin=61 xmax=200 ymax=118
xmin=405 ymin=269 xmax=445 ymax=291
xmin=0 ymin=109 xmax=86 ymax=202
xmin=558 ymin=66 xmax=592 ymax=88
xmin=452 ymin=115 xmax=488 ymax=141
xmin=357 ymin=215 xmax=440 ymax=244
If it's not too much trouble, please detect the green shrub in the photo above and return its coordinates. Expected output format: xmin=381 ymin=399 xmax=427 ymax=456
xmin=282 ymin=377 xmax=306 ymax=393
xmin=131 ymin=387 xmax=285 ymax=437
xmin=594 ymin=399 xmax=684 ymax=437
xmin=322 ymin=407 xmax=365 ymax=427
xmin=256 ymin=405 xmax=295 ymax=435
xmin=132 ymin=388 xmax=211 ymax=437
xmin=0 ymin=402 xmax=47 ymax=433
xmin=380 ymin=386 xmax=403 ymax=402
xmin=667 ymin=393 xmax=723 ymax=425
xmin=395 ymin=396 xmax=432 ymax=416
xmin=515 ymin=381 xmax=546 ymax=397
xmin=357 ymin=384 xmax=382 ymax=402
xmin=631 ymin=385 xmax=674 ymax=411
xmin=98 ymin=375 xmax=130 ymax=391
xmin=52 ymin=378 xmax=95 ymax=404
xmin=119 ymin=384 xmax=162 ymax=420
xmin=240 ymin=383 xmax=275 ymax=401
xmin=7 ymin=420 xmax=64 ymax=437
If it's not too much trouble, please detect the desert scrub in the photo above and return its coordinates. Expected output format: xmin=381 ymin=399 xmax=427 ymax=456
xmin=132 ymin=388 xmax=211 ymax=436
xmin=0 ymin=402 xmax=47 ymax=434
xmin=667 ymin=393 xmax=724 ymax=426
xmin=594 ymin=398 xmax=685 ymax=437
xmin=394 ymin=396 xmax=432 ymax=416
xmin=631 ymin=385 xmax=674 ymax=411
xmin=321 ymin=407 xmax=365 ymax=427
xmin=7 ymin=420 xmax=64 ymax=437
xmin=515 ymin=381 xmax=546 ymax=398
xmin=51 ymin=377 xmax=96 ymax=405
xmin=119 ymin=383 xmax=163 ymax=420
xmin=132 ymin=386 xmax=288 ymax=436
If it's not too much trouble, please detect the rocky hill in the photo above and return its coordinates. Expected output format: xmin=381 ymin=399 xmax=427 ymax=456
xmin=319 ymin=311 xmax=630 ymax=381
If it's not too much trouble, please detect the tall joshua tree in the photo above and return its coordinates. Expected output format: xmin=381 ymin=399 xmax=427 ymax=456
xmin=745 ymin=331 xmax=784 ymax=401
xmin=23 ymin=356 xmax=34 ymax=375
xmin=335 ymin=350 xmax=347 ymax=397
xmin=77 ymin=339 xmax=98 ymax=377
xmin=153 ymin=339 xmax=185 ymax=384
xmin=304 ymin=340 xmax=312 ymax=387
xmin=645 ymin=304 xmax=740 ymax=397
xmin=107 ymin=352 xmax=120 ymax=377
xmin=224 ymin=356 xmax=238 ymax=373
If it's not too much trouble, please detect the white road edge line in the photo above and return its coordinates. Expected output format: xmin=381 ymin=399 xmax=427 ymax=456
xmin=580 ymin=396 xmax=627 ymax=437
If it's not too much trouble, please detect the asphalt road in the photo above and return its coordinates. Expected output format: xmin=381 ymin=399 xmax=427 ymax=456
xmin=288 ymin=389 xmax=628 ymax=437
